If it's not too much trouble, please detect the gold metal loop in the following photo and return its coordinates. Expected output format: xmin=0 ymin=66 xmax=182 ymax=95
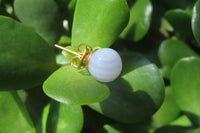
xmin=55 ymin=43 xmax=93 ymax=69
xmin=71 ymin=56 xmax=81 ymax=68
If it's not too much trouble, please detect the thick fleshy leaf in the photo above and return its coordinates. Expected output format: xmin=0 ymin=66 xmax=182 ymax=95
xmin=165 ymin=9 xmax=192 ymax=41
xmin=36 ymin=104 xmax=50 ymax=133
xmin=170 ymin=115 xmax=192 ymax=127
xmin=72 ymin=0 xmax=129 ymax=48
xmin=14 ymin=0 xmax=62 ymax=45
xmin=89 ymin=52 xmax=165 ymax=123
xmin=20 ymin=86 xmax=50 ymax=124
xmin=155 ymin=126 xmax=200 ymax=133
xmin=152 ymin=86 xmax=180 ymax=128
xmin=57 ymin=35 xmax=71 ymax=46
xmin=96 ymin=122 xmax=152 ymax=133
xmin=120 ymin=0 xmax=153 ymax=42
xmin=0 ymin=16 xmax=57 ymax=90
xmin=56 ymin=53 xmax=69 ymax=65
xmin=43 ymin=66 xmax=110 ymax=105
xmin=158 ymin=39 xmax=198 ymax=78
xmin=171 ymin=57 xmax=200 ymax=117
xmin=161 ymin=18 xmax=174 ymax=33
xmin=192 ymin=0 xmax=200 ymax=45
xmin=62 ymin=46 xmax=77 ymax=61
xmin=98 ymin=125 xmax=121 ymax=133
xmin=0 ymin=91 xmax=36 ymax=133
xmin=46 ymin=100 xmax=83 ymax=133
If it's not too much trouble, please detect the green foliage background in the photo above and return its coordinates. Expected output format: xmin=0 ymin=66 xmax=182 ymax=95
xmin=0 ymin=0 xmax=200 ymax=132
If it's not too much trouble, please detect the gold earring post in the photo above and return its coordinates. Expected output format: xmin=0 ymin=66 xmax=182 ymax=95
xmin=54 ymin=44 xmax=82 ymax=57
xmin=54 ymin=44 xmax=93 ymax=68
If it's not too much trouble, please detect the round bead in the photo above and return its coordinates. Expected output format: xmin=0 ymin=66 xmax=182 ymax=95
xmin=88 ymin=48 xmax=122 ymax=82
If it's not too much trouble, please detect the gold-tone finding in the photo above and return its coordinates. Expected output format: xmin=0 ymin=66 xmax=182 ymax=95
xmin=55 ymin=44 xmax=93 ymax=68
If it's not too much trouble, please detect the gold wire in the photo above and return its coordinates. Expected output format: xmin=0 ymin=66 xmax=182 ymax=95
xmin=54 ymin=44 xmax=93 ymax=68
xmin=55 ymin=44 xmax=82 ymax=57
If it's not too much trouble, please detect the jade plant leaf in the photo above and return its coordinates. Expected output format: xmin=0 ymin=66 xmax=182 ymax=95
xmin=170 ymin=115 xmax=192 ymax=127
xmin=72 ymin=0 xmax=129 ymax=48
xmin=120 ymin=0 xmax=153 ymax=42
xmin=171 ymin=57 xmax=200 ymax=117
xmin=56 ymin=53 xmax=69 ymax=65
xmin=97 ymin=121 xmax=152 ymax=133
xmin=43 ymin=66 xmax=110 ymax=105
xmin=0 ymin=91 xmax=36 ymax=133
xmin=158 ymin=39 xmax=198 ymax=79
xmin=160 ymin=18 xmax=174 ymax=33
xmin=89 ymin=52 xmax=165 ymax=123
xmin=62 ymin=46 xmax=77 ymax=61
xmin=46 ymin=100 xmax=83 ymax=133
xmin=98 ymin=125 xmax=121 ymax=133
xmin=192 ymin=0 xmax=200 ymax=45
xmin=36 ymin=104 xmax=50 ymax=133
xmin=57 ymin=35 xmax=71 ymax=46
xmin=152 ymin=86 xmax=180 ymax=128
xmin=14 ymin=0 xmax=62 ymax=45
xmin=155 ymin=126 xmax=200 ymax=133
xmin=0 ymin=16 xmax=57 ymax=90
xmin=165 ymin=9 xmax=192 ymax=41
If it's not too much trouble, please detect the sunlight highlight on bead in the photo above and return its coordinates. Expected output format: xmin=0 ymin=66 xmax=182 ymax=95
xmin=88 ymin=48 xmax=122 ymax=82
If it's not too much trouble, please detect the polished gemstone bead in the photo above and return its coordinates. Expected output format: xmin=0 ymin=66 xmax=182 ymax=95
xmin=88 ymin=48 xmax=122 ymax=82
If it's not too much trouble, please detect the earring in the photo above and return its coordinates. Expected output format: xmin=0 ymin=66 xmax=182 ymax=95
xmin=55 ymin=44 xmax=122 ymax=82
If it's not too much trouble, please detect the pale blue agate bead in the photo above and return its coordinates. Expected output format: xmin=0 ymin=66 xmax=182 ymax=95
xmin=88 ymin=48 xmax=122 ymax=82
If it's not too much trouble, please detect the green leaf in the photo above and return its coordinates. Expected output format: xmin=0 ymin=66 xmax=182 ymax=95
xmin=192 ymin=0 xmax=200 ymax=45
xmin=155 ymin=126 xmax=200 ymax=133
xmin=46 ymin=100 xmax=83 ymax=133
xmin=89 ymin=52 xmax=165 ymax=123
xmin=161 ymin=18 xmax=174 ymax=32
xmin=165 ymin=9 xmax=193 ymax=41
xmin=120 ymin=0 xmax=153 ymax=42
xmin=152 ymin=86 xmax=180 ymax=128
xmin=36 ymin=104 xmax=50 ymax=133
xmin=170 ymin=115 xmax=192 ymax=127
xmin=14 ymin=0 xmax=62 ymax=45
xmin=56 ymin=53 xmax=69 ymax=65
xmin=158 ymin=39 xmax=198 ymax=79
xmin=43 ymin=66 xmax=110 ymax=105
xmin=0 ymin=16 xmax=57 ymax=90
xmin=0 ymin=91 xmax=36 ymax=133
xmin=62 ymin=46 xmax=77 ymax=61
xmin=57 ymin=35 xmax=71 ymax=46
xmin=171 ymin=57 xmax=200 ymax=117
xmin=72 ymin=0 xmax=129 ymax=48
xmin=96 ymin=122 xmax=152 ymax=133
xmin=97 ymin=124 xmax=121 ymax=133
xmin=21 ymin=86 xmax=50 ymax=124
